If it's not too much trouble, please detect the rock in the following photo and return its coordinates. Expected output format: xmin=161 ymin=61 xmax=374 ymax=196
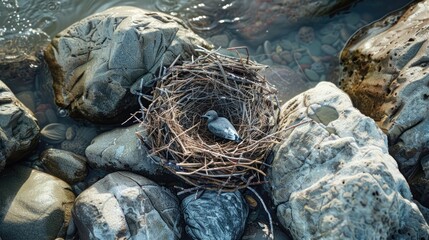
xmin=339 ymin=1 xmax=429 ymax=177
xmin=85 ymin=124 xmax=168 ymax=179
xmin=60 ymin=125 xmax=97 ymax=156
xmin=182 ymin=191 xmax=248 ymax=240
xmin=209 ymin=34 xmax=230 ymax=48
xmin=0 ymin=81 xmax=39 ymax=172
xmin=269 ymin=82 xmax=429 ymax=239
xmin=44 ymin=6 xmax=211 ymax=123
xmin=0 ymin=165 xmax=75 ymax=240
xmin=72 ymin=171 xmax=182 ymax=239
xmin=40 ymin=148 xmax=88 ymax=184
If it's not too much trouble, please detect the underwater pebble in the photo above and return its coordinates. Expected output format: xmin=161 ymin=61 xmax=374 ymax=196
xmin=320 ymin=34 xmax=338 ymax=45
xmin=321 ymin=44 xmax=338 ymax=56
xmin=304 ymin=68 xmax=320 ymax=82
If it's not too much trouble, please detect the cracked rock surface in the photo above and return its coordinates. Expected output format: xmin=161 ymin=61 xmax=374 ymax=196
xmin=269 ymin=82 xmax=429 ymax=239
xmin=339 ymin=1 xmax=429 ymax=177
xmin=44 ymin=6 xmax=210 ymax=123
xmin=72 ymin=171 xmax=182 ymax=239
xmin=0 ymin=80 xmax=39 ymax=172
xmin=182 ymin=191 xmax=248 ymax=240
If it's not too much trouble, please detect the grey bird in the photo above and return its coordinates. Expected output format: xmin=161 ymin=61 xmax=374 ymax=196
xmin=201 ymin=110 xmax=242 ymax=143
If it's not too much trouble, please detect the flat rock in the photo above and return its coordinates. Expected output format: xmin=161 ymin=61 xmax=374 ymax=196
xmin=182 ymin=191 xmax=248 ymax=240
xmin=40 ymin=148 xmax=88 ymax=184
xmin=85 ymin=124 xmax=169 ymax=179
xmin=44 ymin=6 xmax=211 ymax=123
xmin=269 ymin=82 xmax=429 ymax=239
xmin=339 ymin=1 xmax=429 ymax=177
xmin=0 ymin=80 xmax=39 ymax=172
xmin=0 ymin=165 xmax=75 ymax=240
xmin=72 ymin=171 xmax=182 ymax=239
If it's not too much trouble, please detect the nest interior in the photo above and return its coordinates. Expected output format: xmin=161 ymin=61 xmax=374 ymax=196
xmin=142 ymin=48 xmax=280 ymax=191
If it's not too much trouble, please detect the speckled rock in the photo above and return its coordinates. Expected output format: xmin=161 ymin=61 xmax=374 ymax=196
xmin=44 ymin=6 xmax=211 ymax=123
xmin=339 ymin=1 xmax=429 ymax=177
xmin=72 ymin=171 xmax=182 ymax=239
xmin=0 ymin=81 xmax=39 ymax=172
xmin=85 ymin=124 xmax=168 ymax=179
xmin=0 ymin=165 xmax=75 ymax=240
xmin=40 ymin=148 xmax=88 ymax=184
xmin=269 ymin=82 xmax=429 ymax=239
xmin=182 ymin=191 xmax=248 ymax=240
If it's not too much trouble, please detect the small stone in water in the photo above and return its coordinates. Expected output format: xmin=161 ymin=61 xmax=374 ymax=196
xmin=321 ymin=44 xmax=338 ymax=56
xmin=65 ymin=126 xmax=76 ymax=140
xmin=304 ymin=68 xmax=320 ymax=82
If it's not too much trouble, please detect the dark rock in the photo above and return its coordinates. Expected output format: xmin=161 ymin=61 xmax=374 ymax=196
xmin=0 ymin=80 xmax=39 ymax=172
xmin=72 ymin=171 xmax=182 ymax=239
xmin=339 ymin=0 xmax=429 ymax=177
xmin=40 ymin=148 xmax=88 ymax=184
xmin=269 ymin=82 xmax=429 ymax=239
xmin=182 ymin=191 xmax=248 ymax=240
xmin=0 ymin=165 xmax=75 ymax=240
xmin=44 ymin=6 xmax=211 ymax=123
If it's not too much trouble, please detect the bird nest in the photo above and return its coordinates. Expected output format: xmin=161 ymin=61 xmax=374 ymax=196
xmin=140 ymin=48 xmax=280 ymax=191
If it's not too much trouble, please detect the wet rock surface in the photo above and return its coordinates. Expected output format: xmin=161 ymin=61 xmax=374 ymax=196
xmin=0 ymin=165 xmax=75 ymax=240
xmin=72 ymin=171 xmax=182 ymax=240
xmin=40 ymin=148 xmax=88 ymax=184
xmin=44 ymin=6 xmax=211 ymax=123
xmin=269 ymin=82 xmax=429 ymax=239
xmin=85 ymin=124 xmax=168 ymax=179
xmin=0 ymin=81 xmax=39 ymax=172
xmin=339 ymin=1 xmax=429 ymax=177
xmin=182 ymin=191 xmax=248 ymax=240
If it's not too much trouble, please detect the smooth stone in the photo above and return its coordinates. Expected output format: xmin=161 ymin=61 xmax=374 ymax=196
xmin=182 ymin=191 xmax=248 ymax=240
xmin=209 ymin=34 xmax=230 ymax=48
xmin=85 ymin=124 xmax=169 ymax=179
xmin=0 ymin=165 xmax=75 ymax=240
xmin=40 ymin=148 xmax=88 ymax=184
xmin=60 ymin=125 xmax=97 ymax=156
xmin=44 ymin=6 xmax=211 ymax=123
xmin=320 ymin=34 xmax=338 ymax=45
xmin=0 ymin=80 xmax=39 ymax=172
xmin=72 ymin=171 xmax=182 ymax=239
xmin=304 ymin=68 xmax=320 ymax=82
xmin=269 ymin=82 xmax=429 ymax=239
xmin=339 ymin=0 xmax=429 ymax=177
xmin=321 ymin=44 xmax=338 ymax=56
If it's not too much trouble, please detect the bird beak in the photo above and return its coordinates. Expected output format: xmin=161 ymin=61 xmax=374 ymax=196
xmin=201 ymin=115 xmax=208 ymax=119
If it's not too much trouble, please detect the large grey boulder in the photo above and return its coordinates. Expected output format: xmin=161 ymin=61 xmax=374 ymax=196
xmin=72 ymin=171 xmax=182 ymax=239
xmin=269 ymin=82 xmax=429 ymax=239
xmin=0 ymin=165 xmax=75 ymax=240
xmin=339 ymin=1 xmax=429 ymax=177
xmin=0 ymin=81 xmax=39 ymax=172
xmin=44 ymin=6 xmax=211 ymax=123
xmin=182 ymin=191 xmax=248 ymax=240
xmin=85 ymin=124 xmax=169 ymax=179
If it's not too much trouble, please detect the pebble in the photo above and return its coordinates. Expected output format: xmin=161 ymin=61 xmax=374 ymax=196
xmin=321 ymin=44 xmax=338 ymax=56
xmin=209 ymin=34 xmax=230 ymax=48
xmin=304 ymin=68 xmax=320 ymax=82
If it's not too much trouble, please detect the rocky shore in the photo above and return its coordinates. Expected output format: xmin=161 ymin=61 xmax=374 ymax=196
xmin=1 ymin=1 xmax=428 ymax=240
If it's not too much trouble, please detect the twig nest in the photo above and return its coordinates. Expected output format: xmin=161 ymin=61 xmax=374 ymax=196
xmin=142 ymin=48 xmax=279 ymax=191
